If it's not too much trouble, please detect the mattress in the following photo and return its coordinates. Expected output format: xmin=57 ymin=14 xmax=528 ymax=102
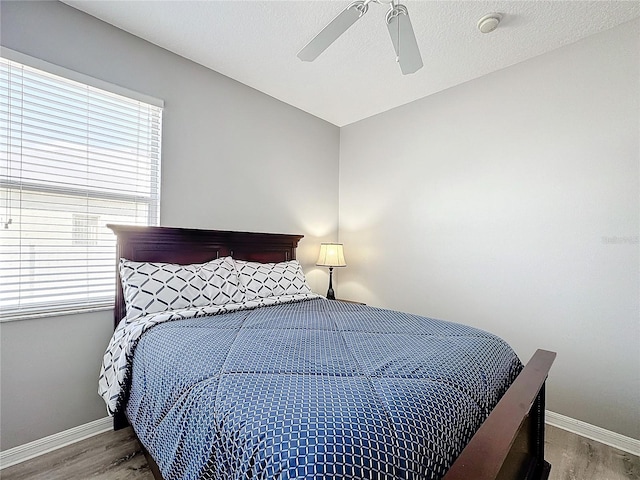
xmin=124 ymin=298 xmax=522 ymax=480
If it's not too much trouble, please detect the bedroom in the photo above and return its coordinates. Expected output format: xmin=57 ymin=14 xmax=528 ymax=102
xmin=0 ymin=0 xmax=638 ymax=478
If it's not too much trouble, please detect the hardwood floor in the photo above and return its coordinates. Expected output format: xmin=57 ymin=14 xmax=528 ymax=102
xmin=1 ymin=425 xmax=638 ymax=479
xmin=0 ymin=427 xmax=151 ymax=480
xmin=544 ymin=426 xmax=639 ymax=480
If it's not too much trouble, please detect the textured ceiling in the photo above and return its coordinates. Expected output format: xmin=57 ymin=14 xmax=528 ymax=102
xmin=61 ymin=1 xmax=640 ymax=126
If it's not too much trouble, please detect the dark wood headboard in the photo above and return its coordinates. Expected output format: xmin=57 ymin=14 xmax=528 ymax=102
xmin=107 ymin=224 xmax=303 ymax=329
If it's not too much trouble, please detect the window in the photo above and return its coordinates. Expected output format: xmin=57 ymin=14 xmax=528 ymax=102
xmin=0 ymin=52 xmax=162 ymax=319
xmin=72 ymin=214 xmax=99 ymax=246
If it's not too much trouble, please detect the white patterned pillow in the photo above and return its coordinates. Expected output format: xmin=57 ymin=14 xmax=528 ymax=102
xmin=233 ymin=259 xmax=312 ymax=300
xmin=119 ymin=257 xmax=245 ymax=321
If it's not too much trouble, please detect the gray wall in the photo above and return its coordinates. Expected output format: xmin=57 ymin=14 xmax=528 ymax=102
xmin=339 ymin=20 xmax=639 ymax=439
xmin=0 ymin=0 xmax=340 ymax=450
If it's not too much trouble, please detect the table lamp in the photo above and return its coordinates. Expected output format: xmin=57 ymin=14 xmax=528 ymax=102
xmin=316 ymin=243 xmax=346 ymax=300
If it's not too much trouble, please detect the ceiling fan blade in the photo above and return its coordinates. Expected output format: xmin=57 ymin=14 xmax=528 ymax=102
xmin=298 ymin=1 xmax=368 ymax=62
xmin=386 ymin=4 xmax=423 ymax=75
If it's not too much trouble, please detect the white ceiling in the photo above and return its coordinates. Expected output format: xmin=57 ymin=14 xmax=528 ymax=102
xmin=61 ymin=0 xmax=640 ymax=127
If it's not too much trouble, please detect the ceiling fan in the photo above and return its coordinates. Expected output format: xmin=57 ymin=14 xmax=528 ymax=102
xmin=297 ymin=0 xmax=423 ymax=75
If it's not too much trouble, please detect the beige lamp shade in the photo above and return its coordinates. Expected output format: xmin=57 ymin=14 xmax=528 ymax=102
xmin=316 ymin=243 xmax=346 ymax=267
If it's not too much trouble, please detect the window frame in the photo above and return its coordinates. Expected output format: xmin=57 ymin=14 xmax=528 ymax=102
xmin=0 ymin=48 xmax=163 ymax=322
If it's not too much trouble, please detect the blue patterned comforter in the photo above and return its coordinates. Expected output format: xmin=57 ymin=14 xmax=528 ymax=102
xmin=125 ymin=298 xmax=522 ymax=480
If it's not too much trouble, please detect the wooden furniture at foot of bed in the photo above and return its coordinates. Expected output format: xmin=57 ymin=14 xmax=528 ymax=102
xmin=107 ymin=224 xmax=556 ymax=480
xmin=443 ymin=348 xmax=556 ymax=480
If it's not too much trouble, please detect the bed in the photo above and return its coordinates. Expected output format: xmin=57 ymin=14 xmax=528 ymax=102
xmin=99 ymin=224 xmax=556 ymax=480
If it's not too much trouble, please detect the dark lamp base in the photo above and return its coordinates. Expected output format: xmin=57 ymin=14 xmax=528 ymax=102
xmin=326 ymin=267 xmax=336 ymax=300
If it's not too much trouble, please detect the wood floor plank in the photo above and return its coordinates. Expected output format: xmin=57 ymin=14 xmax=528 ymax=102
xmin=2 ymin=424 xmax=638 ymax=479
xmin=545 ymin=425 xmax=640 ymax=480
xmin=1 ymin=427 xmax=153 ymax=480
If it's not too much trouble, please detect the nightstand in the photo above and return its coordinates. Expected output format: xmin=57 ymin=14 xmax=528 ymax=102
xmin=335 ymin=299 xmax=366 ymax=305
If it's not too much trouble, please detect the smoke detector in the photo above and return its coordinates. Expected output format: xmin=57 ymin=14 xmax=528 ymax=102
xmin=478 ymin=13 xmax=502 ymax=34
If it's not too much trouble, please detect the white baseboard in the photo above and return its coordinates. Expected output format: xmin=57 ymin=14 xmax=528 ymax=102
xmin=546 ymin=410 xmax=640 ymax=456
xmin=0 ymin=417 xmax=112 ymax=470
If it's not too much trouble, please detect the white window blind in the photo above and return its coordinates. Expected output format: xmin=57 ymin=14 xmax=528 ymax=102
xmin=0 ymin=55 xmax=162 ymax=319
